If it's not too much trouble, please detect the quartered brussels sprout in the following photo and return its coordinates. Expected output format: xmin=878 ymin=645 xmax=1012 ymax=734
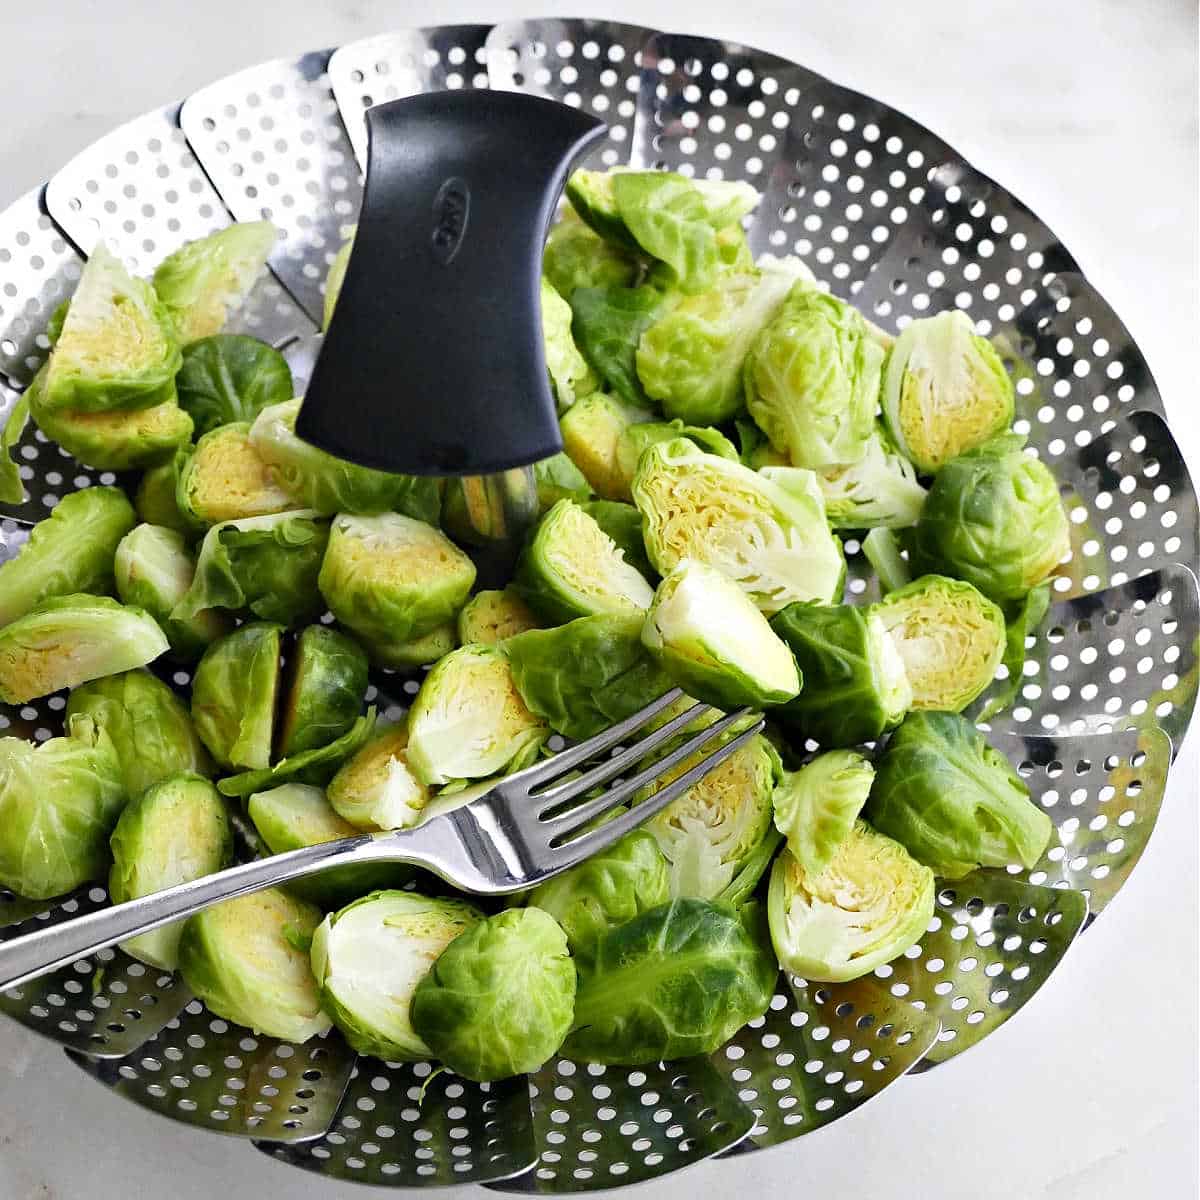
xmin=873 ymin=574 xmax=1006 ymax=711
xmin=543 ymin=208 xmax=639 ymax=299
xmin=175 ymin=334 xmax=293 ymax=438
xmin=326 ymin=723 xmax=429 ymax=832
xmin=744 ymin=286 xmax=882 ymax=470
xmin=770 ymin=603 xmax=911 ymax=747
xmin=579 ymin=499 xmax=655 ymax=580
xmin=114 ymin=523 xmax=232 ymax=660
xmin=135 ymin=449 xmax=203 ymax=539
xmin=768 ymin=820 xmax=934 ymax=982
xmin=910 ymin=434 xmax=1070 ymax=604
xmin=372 ymin=623 xmax=458 ymax=670
xmin=277 ymin=625 xmax=368 ymax=758
xmin=411 ymin=908 xmax=576 ymax=1082
xmin=312 ymin=891 xmax=484 ymax=1060
xmin=322 ymin=227 xmax=355 ymax=330
xmin=190 ymin=622 xmax=282 ymax=770
xmin=633 ymin=438 xmax=846 ymax=614
xmin=867 ymin=711 xmax=1053 ymax=876
xmin=318 ymin=512 xmax=476 ymax=650
xmin=506 ymin=613 xmax=674 ymax=741
xmin=406 ymin=644 xmax=548 ymax=787
xmin=0 ymin=594 xmax=168 ymax=704
xmin=817 ymin=424 xmax=928 ymax=530
xmin=0 ymin=486 xmax=135 ymax=626
xmin=40 ymin=244 xmax=180 ymax=414
xmin=514 ymin=499 xmax=653 ymax=624
xmin=771 ymin=749 xmax=873 ymax=877
xmin=564 ymin=898 xmax=776 ymax=1065
xmin=177 ymin=422 xmax=294 ymax=525
xmin=0 ymin=390 xmax=31 ymax=505
xmin=641 ymin=559 xmax=801 ymax=710
xmin=881 ymin=309 xmax=1015 ymax=474
xmin=178 ymin=887 xmax=331 ymax=1042
xmin=0 ymin=713 xmax=125 ymax=899
xmin=569 ymin=285 xmax=674 ymax=408
xmin=109 ymin=774 xmax=232 ymax=970
xmin=66 ymin=670 xmax=213 ymax=798
xmin=151 ymin=220 xmax=277 ymax=343
xmin=457 ymin=587 xmax=541 ymax=646
xmin=542 ymin=277 xmax=597 ymax=407
xmin=559 ymin=391 xmax=654 ymax=500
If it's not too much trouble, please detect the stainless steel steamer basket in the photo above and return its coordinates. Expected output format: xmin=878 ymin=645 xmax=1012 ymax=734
xmin=0 ymin=17 xmax=1196 ymax=1193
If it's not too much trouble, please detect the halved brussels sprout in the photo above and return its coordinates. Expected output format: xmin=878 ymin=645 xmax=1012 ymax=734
xmin=543 ymin=208 xmax=639 ymax=299
xmin=326 ymin=723 xmax=429 ymax=832
xmin=457 ymin=587 xmax=541 ymax=646
xmin=559 ymin=391 xmax=654 ymax=500
xmin=514 ymin=499 xmax=653 ymax=624
xmin=565 ymin=168 xmax=643 ymax=250
xmin=66 ymin=669 xmax=213 ymax=798
xmin=177 ymin=422 xmax=294 ymax=525
xmin=322 ymin=227 xmax=355 ymax=330
xmin=311 ymin=891 xmax=484 ymax=1060
xmin=744 ymin=286 xmax=882 ymax=469
xmin=0 ymin=390 xmax=30 ymax=505
xmin=542 ymin=277 xmax=597 ymax=407
xmin=0 ymin=713 xmax=125 ymax=899
xmin=277 ymin=625 xmax=368 ymax=759
xmin=178 ymin=887 xmax=331 ymax=1042
xmin=881 ymin=309 xmax=1015 ymax=474
xmin=579 ymin=499 xmax=655 ymax=581
xmin=175 ymin=334 xmax=293 ymax=438
xmin=533 ymin=451 xmax=593 ymax=512
xmin=406 ymin=645 xmax=548 ymax=787
xmin=109 ymin=774 xmax=232 ymax=970
xmin=633 ymin=438 xmax=845 ymax=614
xmin=135 ymin=449 xmax=203 ymax=539
xmin=569 ymin=285 xmax=675 ymax=409
xmin=768 ymin=821 xmax=934 ymax=982
xmin=772 ymin=749 xmax=873 ymax=877
xmin=0 ymin=486 xmax=135 ymax=626
xmin=642 ymin=559 xmax=801 ymax=710
xmin=318 ymin=512 xmax=476 ymax=649
xmin=769 ymin=603 xmax=911 ymax=747
xmin=873 ymin=574 xmax=1005 ymax=711
xmin=152 ymin=220 xmax=277 ymax=344
xmin=614 ymin=420 xmax=738 ymax=498
xmin=867 ymin=711 xmax=1053 ymax=876
xmin=411 ymin=907 xmax=575 ymax=1082
xmin=0 ymin=594 xmax=168 ymax=704
xmin=41 ymin=244 xmax=180 ymax=414
xmin=977 ymin=581 xmax=1052 ymax=723
xmin=190 ymin=622 xmax=282 ymax=770
xmin=910 ymin=435 xmax=1070 ymax=604
xmin=369 ymin=623 xmax=458 ymax=670
xmin=114 ymin=523 xmax=232 ymax=660
xmin=817 ymin=425 xmax=928 ymax=530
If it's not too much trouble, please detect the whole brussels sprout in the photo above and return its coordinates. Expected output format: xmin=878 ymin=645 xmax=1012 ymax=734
xmin=109 ymin=774 xmax=232 ymax=970
xmin=326 ymin=723 xmax=429 ymax=832
xmin=177 ymin=423 xmax=294 ymax=525
xmin=175 ymin=334 xmax=293 ymax=438
xmin=322 ymin=227 xmax=354 ymax=330
xmin=909 ymin=435 xmax=1070 ymax=604
xmin=768 ymin=820 xmax=934 ymax=982
xmin=457 ymin=587 xmax=541 ymax=646
xmin=542 ymin=277 xmax=597 ymax=408
xmin=543 ymin=209 xmax=639 ymax=300
xmin=771 ymin=749 xmax=873 ymax=877
xmin=881 ymin=309 xmax=1015 ymax=474
xmin=569 ymin=285 xmax=673 ymax=409
xmin=134 ymin=449 xmax=203 ymax=539
xmin=817 ymin=425 xmax=928 ymax=530
xmin=276 ymin=625 xmax=368 ymax=758
xmin=559 ymin=391 xmax=655 ymax=500
xmin=0 ymin=713 xmax=125 ymax=899
xmin=0 ymin=486 xmax=135 ymax=626
xmin=411 ymin=907 xmax=576 ymax=1082
xmin=311 ymin=891 xmax=485 ymax=1060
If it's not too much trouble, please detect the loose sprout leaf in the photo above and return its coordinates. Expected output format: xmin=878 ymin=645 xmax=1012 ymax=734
xmin=975 ymin=581 xmax=1052 ymax=722
xmin=569 ymin=284 xmax=673 ymax=409
xmin=326 ymin=724 xmax=429 ymax=832
xmin=863 ymin=527 xmax=912 ymax=595
xmin=175 ymin=334 xmax=293 ymax=438
xmin=818 ymin=424 xmax=928 ymax=530
xmin=542 ymin=277 xmax=597 ymax=408
xmin=322 ymin=227 xmax=355 ymax=331
xmin=771 ymin=750 xmax=874 ymax=877
xmin=532 ymin=451 xmax=593 ymax=513
xmin=0 ymin=391 xmax=31 ymax=504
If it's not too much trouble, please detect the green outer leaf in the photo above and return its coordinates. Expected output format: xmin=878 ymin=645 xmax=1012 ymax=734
xmin=716 ymin=828 xmax=783 ymax=909
xmin=135 ymin=449 xmax=205 ymax=539
xmin=175 ymin=334 xmax=293 ymax=438
xmin=542 ymin=277 xmax=597 ymax=407
xmin=863 ymin=527 xmax=913 ymax=595
xmin=771 ymin=750 xmax=873 ymax=877
xmin=612 ymin=173 xmax=718 ymax=293
xmin=543 ymin=212 xmax=638 ymax=299
xmin=976 ymin=581 xmax=1053 ymax=721
xmin=569 ymin=284 xmax=673 ymax=408
xmin=277 ymin=625 xmax=369 ymax=758
xmin=533 ymin=451 xmax=593 ymax=513
xmin=0 ymin=391 xmax=30 ymax=504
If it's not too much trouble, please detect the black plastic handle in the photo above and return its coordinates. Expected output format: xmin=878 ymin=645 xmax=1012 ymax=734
xmin=296 ymin=91 xmax=606 ymax=476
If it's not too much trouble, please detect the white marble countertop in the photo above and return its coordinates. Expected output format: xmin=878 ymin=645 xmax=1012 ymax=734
xmin=0 ymin=1 xmax=1196 ymax=1197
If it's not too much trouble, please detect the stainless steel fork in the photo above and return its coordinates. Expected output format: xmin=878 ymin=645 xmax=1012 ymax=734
xmin=0 ymin=689 xmax=763 ymax=991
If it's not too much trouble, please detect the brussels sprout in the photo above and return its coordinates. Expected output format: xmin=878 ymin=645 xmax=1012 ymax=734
xmin=881 ymin=309 xmax=1015 ymax=474
xmin=175 ymin=334 xmax=293 ymax=437
xmin=569 ymin=285 xmax=674 ymax=408
xmin=178 ymin=887 xmax=331 ymax=1041
xmin=909 ymin=435 xmax=1070 ymax=604
xmin=318 ymin=513 xmax=475 ymax=648
xmin=543 ymin=209 xmax=639 ymax=299
xmin=457 ymin=588 xmax=541 ymax=646
xmin=641 ymin=559 xmax=801 ymax=710
xmin=564 ymin=898 xmax=776 ymax=1065
xmin=866 ymin=711 xmax=1053 ymax=875
xmin=533 ymin=451 xmax=593 ymax=512
xmin=633 ymin=438 xmax=845 ymax=614
xmin=768 ymin=821 xmax=934 ymax=982
xmin=277 ymin=625 xmax=368 ymax=758
xmin=636 ymin=269 xmax=796 ymax=425
xmin=862 ymin=526 xmax=912 ymax=595
xmin=771 ymin=749 xmax=873 ymax=877
xmin=559 ymin=391 xmax=654 ymax=500
xmin=152 ymin=220 xmax=277 ymax=344
xmin=326 ymin=723 xmax=429 ymax=832
xmin=0 ymin=713 xmax=125 ymax=899
xmin=114 ymin=524 xmax=231 ymax=660
xmin=368 ymin=623 xmax=458 ymax=670
xmin=713 ymin=222 xmax=755 ymax=273
xmin=817 ymin=425 xmax=928 ymax=530
xmin=249 ymin=399 xmax=441 ymax=521
xmin=873 ymin=574 xmax=1005 ymax=712
xmin=134 ymin=449 xmax=203 ymax=539
xmin=40 ymin=244 xmax=180 ymax=414
xmin=506 ymin=613 xmax=675 ymax=741
xmin=174 ymin=511 xmax=328 ymax=626
xmin=248 ymin=784 xmax=413 ymax=909
xmin=542 ymin=277 xmax=597 ymax=407
xmin=514 ymin=499 xmax=653 ymax=624
xmin=411 ymin=908 xmax=575 ymax=1082
xmin=190 ymin=622 xmax=282 ymax=770
xmin=769 ymin=603 xmax=911 ymax=747
xmin=0 ymin=486 xmax=135 ymax=626
xmin=108 ymin=774 xmax=232 ymax=970
xmin=406 ymin=645 xmax=548 ymax=787
xmin=977 ymin=581 xmax=1052 ymax=722
xmin=744 ymin=286 xmax=882 ymax=470
xmin=579 ymin=500 xmax=655 ymax=580
xmin=311 ymin=891 xmax=484 ymax=1060
xmin=615 ymin=420 xmax=739 ymax=499
xmin=66 ymin=670 xmax=213 ymax=798
xmin=177 ymin=423 xmax=294 ymax=525
xmin=0 ymin=390 xmax=30 ymax=505
xmin=0 ymin=594 xmax=168 ymax=704
xmin=565 ymin=168 xmax=644 ymax=250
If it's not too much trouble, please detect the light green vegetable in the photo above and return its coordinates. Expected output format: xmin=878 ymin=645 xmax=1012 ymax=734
xmin=817 ymin=425 xmax=928 ymax=529
xmin=457 ymin=588 xmax=541 ymax=645
xmin=0 ymin=391 xmax=31 ymax=505
xmin=543 ymin=209 xmax=639 ymax=299
xmin=326 ymin=724 xmax=429 ymax=832
xmin=560 ymin=391 xmax=655 ymax=500
xmin=134 ymin=449 xmax=203 ymax=539
xmin=369 ymin=623 xmax=458 ymax=670
xmin=565 ymin=168 xmax=643 ymax=250
xmin=533 ymin=451 xmax=593 ymax=512
xmin=174 ymin=334 xmax=293 ymax=438
xmin=569 ymin=285 xmax=673 ymax=408
xmin=615 ymin=420 xmax=739 ymax=499
xmin=579 ymin=500 xmax=655 ymax=580
xmin=771 ymin=750 xmax=873 ymax=877
xmin=322 ymin=228 xmax=355 ymax=330
xmin=177 ymin=423 xmax=294 ymax=525
xmin=277 ymin=625 xmax=367 ymax=758
xmin=977 ymin=581 xmax=1052 ymax=722
xmin=542 ymin=277 xmax=597 ymax=407
xmin=863 ymin=527 xmax=912 ymax=594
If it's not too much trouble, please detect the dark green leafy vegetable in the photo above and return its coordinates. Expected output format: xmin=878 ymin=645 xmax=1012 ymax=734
xmin=569 ymin=284 xmax=674 ymax=407
xmin=277 ymin=625 xmax=369 ymax=758
xmin=174 ymin=334 xmax=293 ymax=438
